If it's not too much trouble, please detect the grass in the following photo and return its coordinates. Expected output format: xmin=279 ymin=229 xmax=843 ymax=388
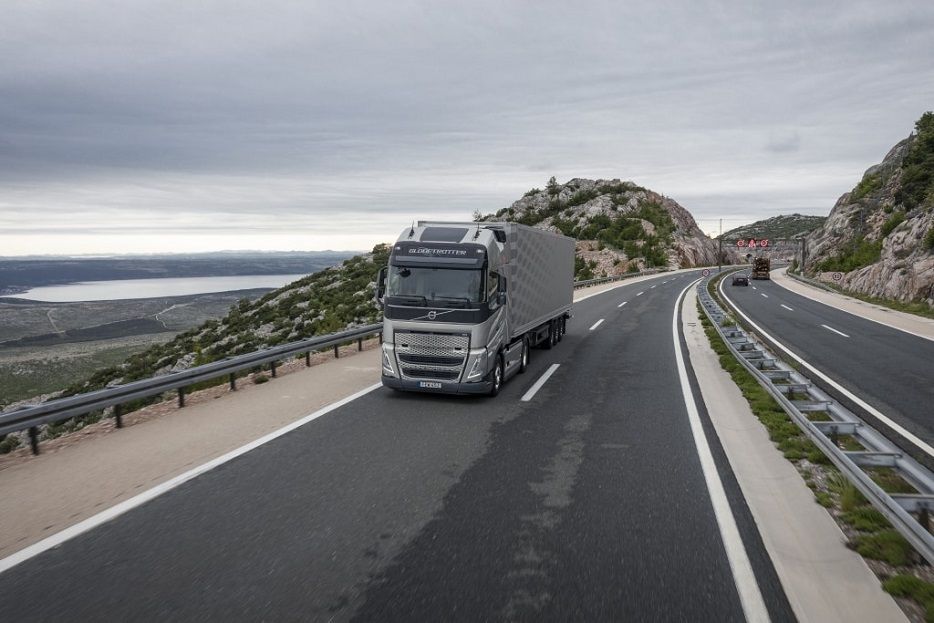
xmin=884 ymin=574 xmax=934 ymax=622
xmin=855 ymin=529 xmax=914 ymax=566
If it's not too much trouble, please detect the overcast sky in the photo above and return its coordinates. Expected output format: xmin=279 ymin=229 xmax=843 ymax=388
xmin=2 ymin=1 xmax=933 ymax=255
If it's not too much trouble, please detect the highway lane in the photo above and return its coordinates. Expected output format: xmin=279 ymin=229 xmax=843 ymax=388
xmin=0 ymin=271 xmax=792 ymax=621
xmin=720 ymin=275 xmax=934 ymax=457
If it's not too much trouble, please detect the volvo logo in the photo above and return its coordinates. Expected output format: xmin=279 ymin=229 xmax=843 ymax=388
xmin=427 ymin=311 xmax=437 ymax=320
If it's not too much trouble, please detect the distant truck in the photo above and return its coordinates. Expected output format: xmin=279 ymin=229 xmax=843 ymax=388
xmin=376 ymin=221 xmax=575 ymax=396
xmin=751 ymin=256 xmax=771 ymax=280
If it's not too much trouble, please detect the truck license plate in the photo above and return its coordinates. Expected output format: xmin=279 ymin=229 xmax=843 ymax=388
xmin=419 ymin=381 xmax=442 ymax=389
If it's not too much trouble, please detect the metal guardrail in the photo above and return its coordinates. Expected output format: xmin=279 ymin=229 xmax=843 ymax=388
xmin=3 ymin=270 xmax=658 ymax=455
xmin=573 ymin=267 xmax=666 ymax=289
xmin=1 ymin=323 xmax=383 ymax=454
xmin=698 ymin=271 xmax=934 ymax=564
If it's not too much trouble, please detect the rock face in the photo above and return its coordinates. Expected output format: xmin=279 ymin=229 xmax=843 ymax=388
xmin=486 ymin=177 xmax=720 ymax=277
xmin=804 ymin=112 xmax=934 ymax=306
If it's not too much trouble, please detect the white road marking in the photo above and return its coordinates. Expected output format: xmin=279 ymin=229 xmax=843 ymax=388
xmin=651 ymin=285 xmax=657 ymax=289
xmin=618 ymin=301 xmax=628 ymax=308
xmin=637 ymin=291 xmax=644 ymax=296
xmin=589 ymin=319 xmax=605 ymax=331
xmin=780 ymin=304 xmax=794 ymax=311
xmin=761 ymin=293 xmax=768 ymax=298
xmin=521 ymin=363 xmax=560 ymax=402
xmin=0 ymin=382 xmax=384 ymax=575
xmin=673 ymin=280 xmax=770 ymax=622
xmin=821 ymin=324 xmax=850 ymax=338
xmin=752 ymin=286 xmax=757 ymax=290
xmin=773 ymin=267 xmax=934 ymax=343
xmin=719 ymin=278 xmax=934 ymax=458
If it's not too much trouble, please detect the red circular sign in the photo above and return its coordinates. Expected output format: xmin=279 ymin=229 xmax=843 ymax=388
xmin=833 ymin=272 xmax=843 ymax=281
xmin=760 ymin=239 xmax=769 ymax=248
xmin=702 ymin=269 xmax=710 ymax=276
xmin=736 ymin=240 xmax=746 ymax=248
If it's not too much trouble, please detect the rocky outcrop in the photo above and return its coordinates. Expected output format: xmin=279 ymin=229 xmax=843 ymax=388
xmin=486 ymin=177 xmax=720 ymax=277
xmin=804 ymin=112 xmax=934 ymax=306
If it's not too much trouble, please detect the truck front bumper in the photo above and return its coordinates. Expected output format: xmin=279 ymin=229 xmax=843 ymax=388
xmin=381 ymin=375 xmax=493 ymax=395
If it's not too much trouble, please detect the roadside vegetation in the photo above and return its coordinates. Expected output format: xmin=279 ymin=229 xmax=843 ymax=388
xmin=702 ymin=272 xmax=934 ymax=621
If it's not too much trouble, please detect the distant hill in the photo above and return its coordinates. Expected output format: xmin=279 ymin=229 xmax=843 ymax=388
xmin=0 ymin=251 xmax=357 ymax=295
xmin=804 ymin=111 xmax=934 ymax=305
xmin=723 ymin=214 xmax=826 ymax=242
xmin=482 ymin=177 xmax=720 ymax=279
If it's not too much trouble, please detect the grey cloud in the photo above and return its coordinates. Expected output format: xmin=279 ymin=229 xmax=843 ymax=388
xmin=1 ymin=0 xmax=933 ymax=253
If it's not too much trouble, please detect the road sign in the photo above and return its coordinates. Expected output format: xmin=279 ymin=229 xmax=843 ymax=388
xmin=833 ymin=272 xmax=843 ymax=281
xmin=702 ymin=269 xmax=710 ymax=277
xmin=760 ymin=239 xmax=769 ymax=247
xmin=736 ymin=240 xmax=746 ymax=247
xmin=748 ymin=238 xmax=757 ymax=248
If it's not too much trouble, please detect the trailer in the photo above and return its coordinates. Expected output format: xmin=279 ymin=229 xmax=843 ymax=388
xmin=751 ymin=256 xmax=771 ymax=280
xmin=376 ymin=221 xmax=575 ymax=396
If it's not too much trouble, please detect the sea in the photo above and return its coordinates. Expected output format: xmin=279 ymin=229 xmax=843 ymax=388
xmin=0 ymin=274 xmax=308 ymax=303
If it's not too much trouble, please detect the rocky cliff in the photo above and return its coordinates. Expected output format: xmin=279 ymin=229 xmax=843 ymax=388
xmin=483 ymin=177 xmax=720 ymax=279
xmin=805 ymin=112 xmax=934 ymax=306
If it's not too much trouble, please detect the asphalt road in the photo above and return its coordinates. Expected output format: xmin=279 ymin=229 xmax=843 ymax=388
xmin=720 ymin=275 xmax=934 ymax=457
xmin=0 ymin=271 xmax=793 ymax=622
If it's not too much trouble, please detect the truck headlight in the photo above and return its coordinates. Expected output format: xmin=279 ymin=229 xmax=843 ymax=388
xmin=466 ymin=349 xmax=487 ymax=380
xmin=381 ymin=343 xmax=396 ymax=376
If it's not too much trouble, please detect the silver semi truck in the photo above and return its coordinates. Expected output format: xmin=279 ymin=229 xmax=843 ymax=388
xmin=376 ymin=221 xmax=575 ymax=396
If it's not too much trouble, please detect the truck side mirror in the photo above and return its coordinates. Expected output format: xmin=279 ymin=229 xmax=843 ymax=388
xmin=375 ymin=267 xmax=387 ymax=309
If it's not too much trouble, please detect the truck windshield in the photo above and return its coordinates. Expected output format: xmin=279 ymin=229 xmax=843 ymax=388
xmin=387 ymin=266 xmax=483 ymax=305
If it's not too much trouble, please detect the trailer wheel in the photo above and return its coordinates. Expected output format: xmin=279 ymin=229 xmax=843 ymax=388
xmin=489 ymin=355 xmax=503 ymax=396
xmin=519 ymin=337 xmax=529 ymax=374
xmin=557 ymin=317 xmax=565 ymax=342
xmin=551 ymin=320 xmax=559 ymax=347
xmin=542 ymin=321 xmax=554 ymax=350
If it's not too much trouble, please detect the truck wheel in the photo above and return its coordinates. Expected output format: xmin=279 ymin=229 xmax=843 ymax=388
xmin=542 ymin=321 xmax=554 ymax=350
xmin=519 ymin=337 xmax=529 ymax=374
xmin=490 ymin=355 xmax=503 ymax=396
xmin=551 ymin=320 xmax=559 ymax=347
xmin=557 ymin=317 xmax=565 ymax=342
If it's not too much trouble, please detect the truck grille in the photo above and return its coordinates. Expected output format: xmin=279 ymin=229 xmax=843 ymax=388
xmin=395 ymin=332 xmax=469 ymax=381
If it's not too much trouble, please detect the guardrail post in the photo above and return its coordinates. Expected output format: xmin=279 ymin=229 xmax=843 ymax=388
xmin=270 ymin=361 xmax=277 ymax=378
xmin=114 ymin=404 xmax=123 ymax=429
xmin=178 ymin=388 xmax=185 ymax=408
xmin=229 ymin=373 xmax=237 ymax=391
xmin=28 ymin=426 xmax=40 ymax=455
xmin=379 ymin=333 xmax=383 ymax=345
xmin=333 ymin=344 xmax=340 ymax=358
xmin=921 ymin=508 xmax=930 ymax=534
xmin=357 ymin=338 xmax=363 ymax=351
xmin=305 ymin=352 xmax=311 ymax=367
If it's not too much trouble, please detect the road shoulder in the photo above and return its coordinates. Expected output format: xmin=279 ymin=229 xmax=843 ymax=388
xmin=771 ymin=267 xmax=934 ymax=341
xmin=683 ymin=287 xmax=906 ymax=622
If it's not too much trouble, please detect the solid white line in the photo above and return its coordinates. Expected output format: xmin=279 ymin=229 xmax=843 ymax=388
xmin=821 ymin=324 xmax=850 ymax=338
xmin=673 ymin=279 xmax=770 ymax=622
xmin=521 ymin=363 xmax=560 ymax=402
xmin=719 ymin=278 xmax=934 ymax=458
xmin=589 ymin=319 xmax=605 ymax=331
xmin=773 ymin=268 xmax=934 ymax=343
xmin=637 ymin=291 xmax=644 ymax=296
xmin=0 ymin=382 xmax=384 ymax=575
xmin=618 ymin=301 xmax=628 ymax=308
xmin=761 ymin=293 xmax=768 ymax=298
xmin=780 ymin=304 xmax=794 ymax=311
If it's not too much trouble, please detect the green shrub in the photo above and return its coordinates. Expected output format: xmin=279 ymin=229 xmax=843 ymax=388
xmin=851 ymin=173 xmax=882 ymax=200
xmin=881 ymin=211 xmax=906 ymax=237
xmin=841 ymin=506 xmax=890 ymax=532
xmin=925 ymin=228 xmax=934 ymax=251
xmin=897 ymin=111 xmax=934 ymax=210
xmin=253 ymin=374 xmax=270 ymax=385
xmin=817 ymin=237 xmax=882 ymax=273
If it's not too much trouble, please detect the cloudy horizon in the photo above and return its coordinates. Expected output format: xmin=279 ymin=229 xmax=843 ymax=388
xmin=2 ymin=1 xmax=933 ymax=256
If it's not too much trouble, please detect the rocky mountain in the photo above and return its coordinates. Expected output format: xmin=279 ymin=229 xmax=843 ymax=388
xmin=804 ymin=112 xmax=934 ymax=306
xmin=483 ymin=177 xmax=720 ymax=279
xmin=723 ymin=214 xmax=826 ymax=242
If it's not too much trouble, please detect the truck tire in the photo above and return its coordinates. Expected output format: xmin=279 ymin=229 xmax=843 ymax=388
xmin=557 ymin=317 xmax=565 ymax=342
xmin=542 ymin=321 xmax=554 ymax=350
xmin=489 ymin=355 xmax=504 ymax=396
xmin=519 ymin=337 xmax=529 ymax=374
